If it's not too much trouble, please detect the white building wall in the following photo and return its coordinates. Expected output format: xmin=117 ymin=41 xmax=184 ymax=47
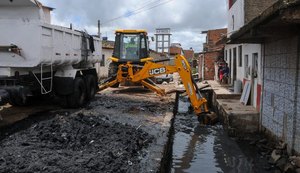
xmin=224 ymin=43 xmax=262 ymax=108
xmin=225 ymin=44 xmax=238 ymax=83
xmin=95 ymin=48 xmax=113 ymax=79
xmin=224 ymin=44 xmax=262 ymax=83
xmin=243 ymin=44 xmax=262 ymax=81
xmin=228 ymin=0 xmax=245 ymax=36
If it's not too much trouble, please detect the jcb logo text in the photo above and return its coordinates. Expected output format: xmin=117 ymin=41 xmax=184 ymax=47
xmin=149 ymin=67 xmax=166 ymax=75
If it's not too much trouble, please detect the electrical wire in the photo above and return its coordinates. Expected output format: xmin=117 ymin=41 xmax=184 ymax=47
xmin=130 ymin=0 xmax=166 ymax=14
xmin=101 ymin=0 xmax=175 ymax=26
xmin=101 ymin=0 xmax=172 ymax=25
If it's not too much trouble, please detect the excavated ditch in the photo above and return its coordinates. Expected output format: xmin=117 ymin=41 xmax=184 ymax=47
xmin=169 ymin=95 xmax=273 ymax=173
xmin=0 ymin=113 xmax=153 ymax=173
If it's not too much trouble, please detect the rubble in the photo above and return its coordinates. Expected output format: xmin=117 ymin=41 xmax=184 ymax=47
xmin=290 ymin=156 xmax=300 ymax=168
xmin=242 ymin=135 xmax=300 ymax=173
xmin=0 ymin=113 xmax=153 ymax=173
xmin=271 ymin=150 xmax=282 ymax=164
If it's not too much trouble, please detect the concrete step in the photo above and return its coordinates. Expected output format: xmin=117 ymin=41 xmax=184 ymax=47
xmin=215 ymin=99 xmax=259 ymax=134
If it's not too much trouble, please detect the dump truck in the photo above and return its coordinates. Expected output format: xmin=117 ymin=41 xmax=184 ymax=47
xmin=0 ymin=0 xmax=101 ymax=108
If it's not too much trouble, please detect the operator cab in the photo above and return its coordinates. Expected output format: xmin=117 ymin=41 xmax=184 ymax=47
xmin=112 ymin=30 xmax=151 ymax=64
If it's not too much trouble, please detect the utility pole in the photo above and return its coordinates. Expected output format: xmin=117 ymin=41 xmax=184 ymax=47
xmin=98 ymin=20 xmax=101 ymax=38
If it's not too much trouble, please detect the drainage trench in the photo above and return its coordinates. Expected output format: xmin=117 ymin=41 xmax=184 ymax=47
xmin=161 ymin=90 xmax=272 ymax=173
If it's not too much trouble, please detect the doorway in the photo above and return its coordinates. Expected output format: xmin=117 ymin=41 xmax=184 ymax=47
xmin=232 ymin=48 xmax=237 ymax=85
xmin=251 ymin=53 xmax=259 ymax=107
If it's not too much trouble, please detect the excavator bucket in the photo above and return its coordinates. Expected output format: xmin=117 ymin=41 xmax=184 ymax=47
xmin=197 ymin=112 xmax=218 ymax=125
xmin=173 ymin=86 xmax=218 ymax=125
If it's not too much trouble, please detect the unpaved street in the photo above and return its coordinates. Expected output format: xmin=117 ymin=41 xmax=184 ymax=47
xmin=0 ymin=85 xmax=276 ymax=173
xmin=0 ymin=86 xmax=175 ymax=173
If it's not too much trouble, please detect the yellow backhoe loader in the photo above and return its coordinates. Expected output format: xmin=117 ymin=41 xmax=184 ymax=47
xmin=99 ymin=30 xmax=214 ymax=123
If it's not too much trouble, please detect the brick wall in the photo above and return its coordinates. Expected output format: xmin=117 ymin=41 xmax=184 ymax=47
xmin=262 ymin=35 xmax=300 ymax=152
xmin=206 ymin=28 xmax=227 ymax=52
xmin=244 ymin=0 xmax=277 ymax=24
xmin=203 ymin=51 xmax=222 ymax=80
xmin=170 ymin=47 xmax=182 ymax=55
xmin=201 ymin=28 xmax=227 ymax=80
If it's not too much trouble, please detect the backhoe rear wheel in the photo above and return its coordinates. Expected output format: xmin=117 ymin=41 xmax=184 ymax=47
xmin=108 ymin=63 xmax=119 ymax=88
xmin=67 ymin=77 xmax=86 ymax=108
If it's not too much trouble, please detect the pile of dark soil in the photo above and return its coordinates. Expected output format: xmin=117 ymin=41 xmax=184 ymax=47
xmin=0 ymin=113 xmax=153 ymax=173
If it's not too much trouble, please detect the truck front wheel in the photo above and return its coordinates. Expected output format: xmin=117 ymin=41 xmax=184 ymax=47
xmin=67 ymin=77 xmax=86 ymax=108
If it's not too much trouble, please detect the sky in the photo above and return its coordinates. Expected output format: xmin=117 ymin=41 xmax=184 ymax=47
xmin=39 ymin=0 xmax=228 ymax=52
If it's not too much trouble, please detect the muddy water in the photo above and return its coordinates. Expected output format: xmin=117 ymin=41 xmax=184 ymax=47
xmin=171 ymin=112 xmax=270 ymax=173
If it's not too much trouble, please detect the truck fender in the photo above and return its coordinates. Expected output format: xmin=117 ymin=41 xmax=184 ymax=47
xmin=54 ymin=69 xmax=78 ymax=79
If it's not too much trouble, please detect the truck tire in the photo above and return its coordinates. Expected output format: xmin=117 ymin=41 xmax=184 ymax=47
xmin=108 ymin=63 xmax=119 ymax=88
xmin=9 ymin=96 xmax=27 ymax=106
xmin=86 ymin=75 xmax=97 ymax=101
xmin=8 ymin=89 xmax=28 ymax=106
xmin=67 ymin=77 xmax=86 ymax=108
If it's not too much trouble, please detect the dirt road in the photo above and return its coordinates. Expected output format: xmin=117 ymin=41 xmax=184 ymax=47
xmin=0 ymin=86 xmax=175 ymax=173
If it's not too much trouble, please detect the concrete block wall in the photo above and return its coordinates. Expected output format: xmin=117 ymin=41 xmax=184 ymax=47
xmin=262 ymin=36 xmax=300 ymax=152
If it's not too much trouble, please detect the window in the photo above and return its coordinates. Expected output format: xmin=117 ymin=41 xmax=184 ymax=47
xmin=238 ymin=46 xmax=242 ymax=67
xmin=141 ymin=37 xmax=146 ymax=49
xmin=140 ymin=36 xmax=148 ymax=58
xmin=232 ymin=15 xmax=235 ymax=30
xmin=252 ymin=53 xmax=259 ymax=78
xmin=233 ymin=48 xmax=237 ymax=81
xmin=158 ymin=42 xmax=163 ymax=47
xmin=229 ymin=0 xmax=237 ymax=9
xmin=120 ymin=34 xmax=140 ymax=60
xmin=229 ymin=49 xmax=232 ymax=70
xmin=164 ymin=35 xmax=169 ymax=41
xmin=100 ymin=54 xmax=105 ymax=67
xmin=233 ymin=47 xmax=237 ymax=63
xmin=225 ymin=50 xmax=228 ymax=61
xmin=157 ymin=35 xmax=163 ymax=41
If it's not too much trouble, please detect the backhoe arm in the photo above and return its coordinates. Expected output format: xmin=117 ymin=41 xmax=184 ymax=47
xmin=173 ymin=55 xmax=209 ymax=115
xmin=127 ymin=55 xmax=209 ymax=115
xmin=98 ymin=55 xmax=209 ymax=117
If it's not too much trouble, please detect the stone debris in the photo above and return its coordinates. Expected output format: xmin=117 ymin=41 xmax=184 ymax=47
xmin=271 ymin=149 xmax=282 ymax=164
xmin=238 ymin=135 xmax=300 ymax=173
xmin=0 ymin=113 xmax=154 ymax=173
xmin=290 ymin=156 xmax=300 ymax=168
xmin=257 ymin=138 xmax=300 ymax=173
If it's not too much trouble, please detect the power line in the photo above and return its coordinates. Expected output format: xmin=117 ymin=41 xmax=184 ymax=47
xmin=101 ymin=0 xmax=171 ymax=25
xmin=130 ymin=0 xmax=165 ymax=14
xmin=101 ymin=0 xmax=175 ymax=26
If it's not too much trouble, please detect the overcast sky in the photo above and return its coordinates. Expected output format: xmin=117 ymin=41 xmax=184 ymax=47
xmin=39 ymin=0 xmax=227 ymax=52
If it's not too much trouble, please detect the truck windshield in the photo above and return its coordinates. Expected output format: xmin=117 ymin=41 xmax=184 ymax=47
xmin=120 ymin=34 xmax=140 ymax=60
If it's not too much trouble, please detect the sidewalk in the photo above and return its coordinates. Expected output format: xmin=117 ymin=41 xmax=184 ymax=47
xmin=204 ymin=80 xmax=259 ymax=135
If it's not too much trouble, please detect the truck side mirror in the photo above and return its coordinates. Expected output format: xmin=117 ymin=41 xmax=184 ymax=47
xmin=151 ymin=37 xmax=154 ymax=42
